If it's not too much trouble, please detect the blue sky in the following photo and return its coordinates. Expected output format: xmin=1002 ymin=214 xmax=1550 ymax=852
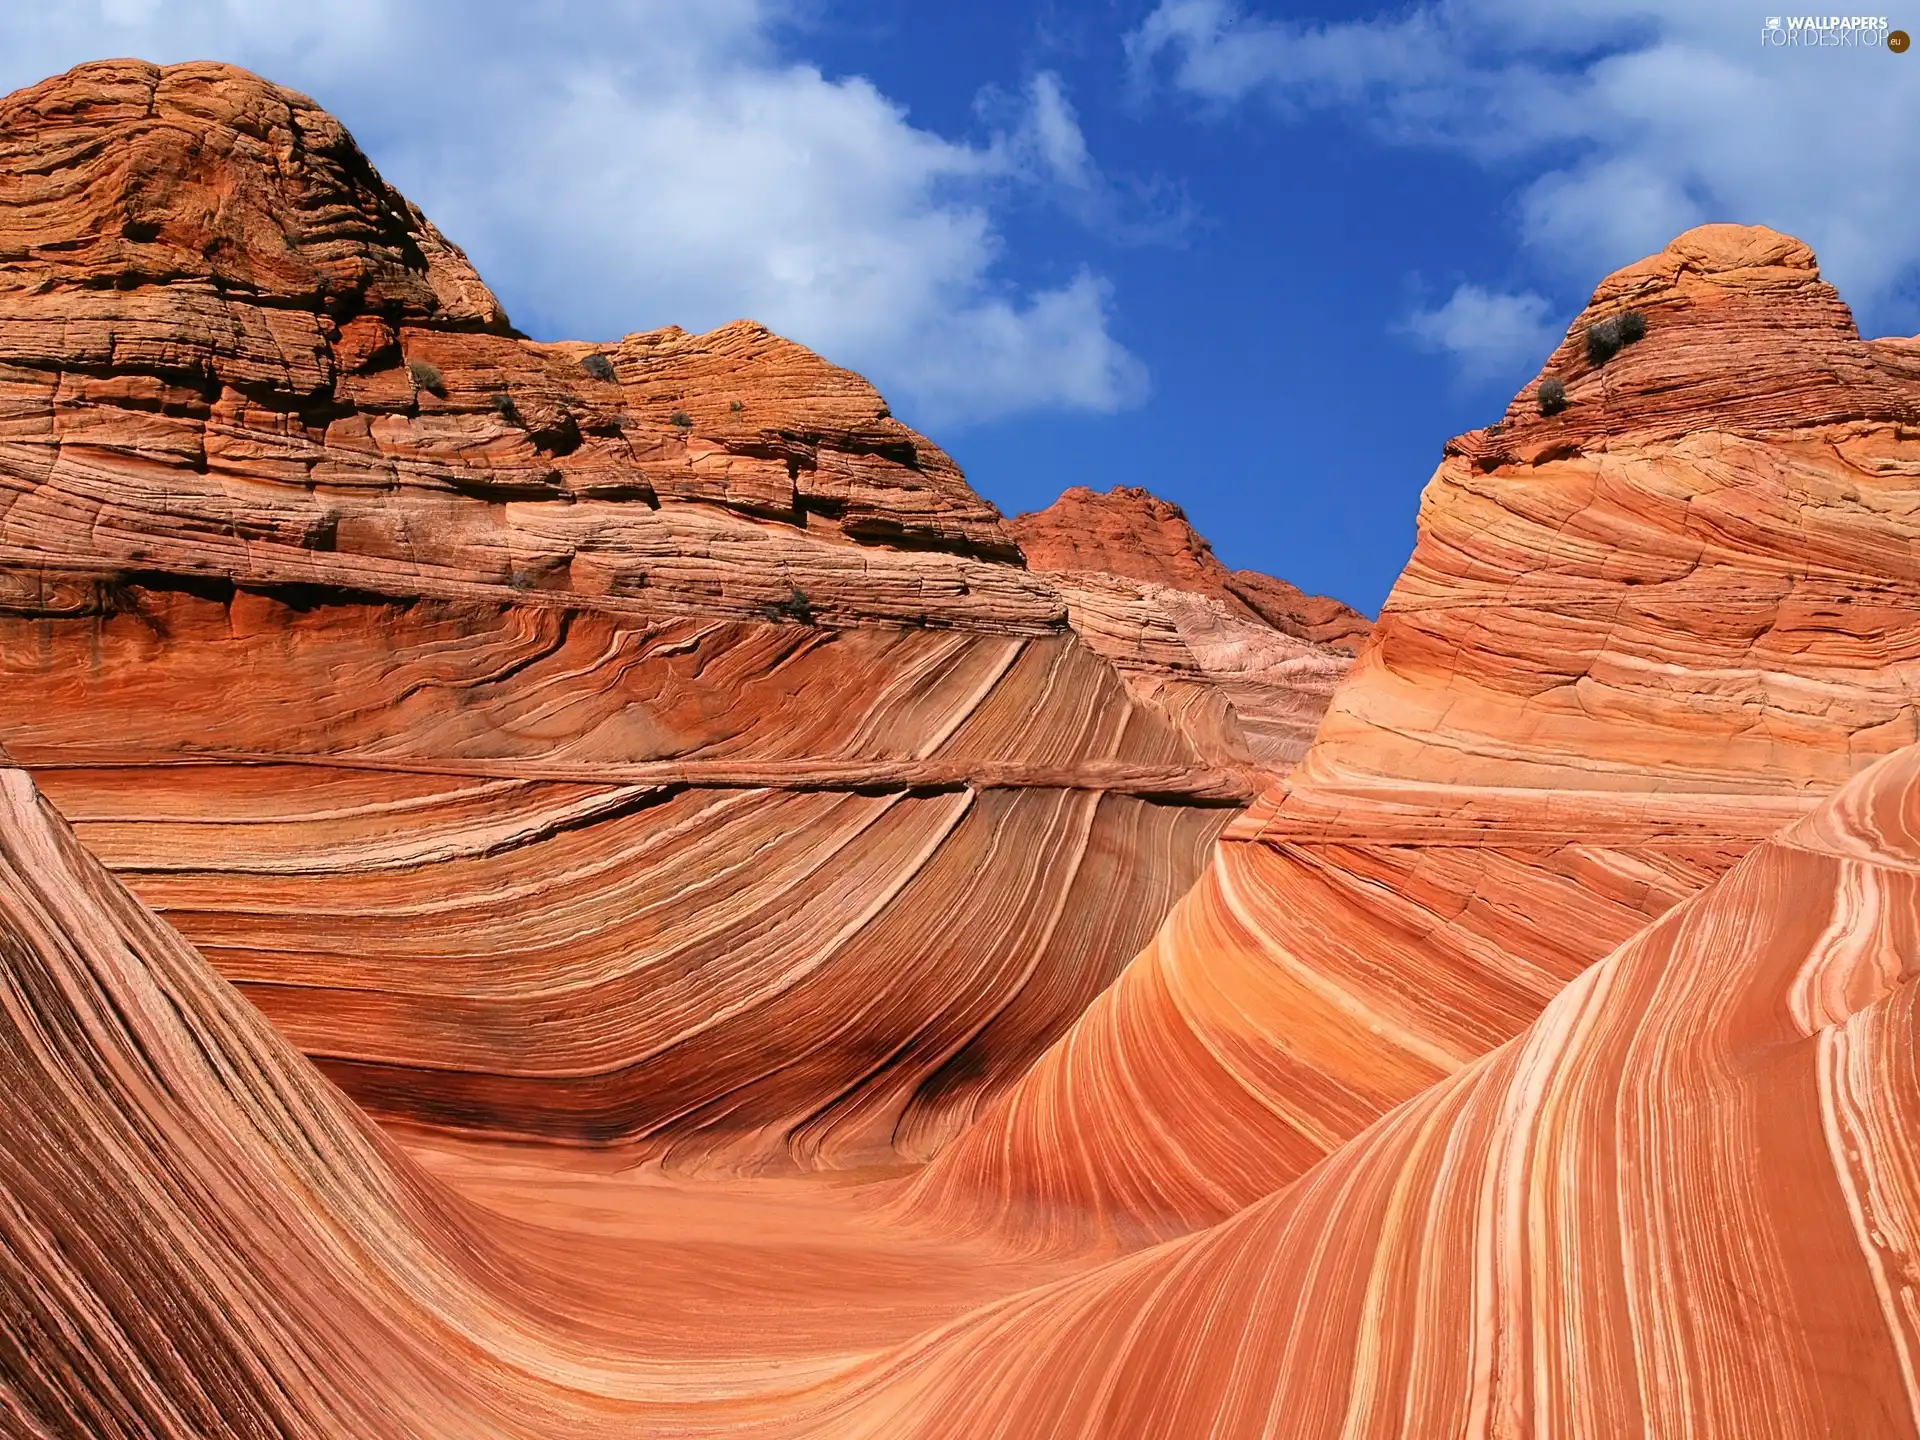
xmin=3 ymin=3 xmax=1916 ymax=613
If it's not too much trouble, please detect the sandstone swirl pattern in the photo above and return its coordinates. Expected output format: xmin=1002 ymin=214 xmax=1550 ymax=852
xmin=7 ymin=55 xmax=1920 ymax=1440
xmin=1009 ymin=485 xmax=1370 ymax=770
xmin=0 ymin=60 xmax=1356 ymax=1168
xmin=7 ymin=742 xmax=1920 ymax=1435
xmin=1009 ymin=483 xmax=1372 ymax=655
xmin=819 ymin=744 xmax=1920 ymax=1436
xmin=907 ymin=221 xmax=1920 ymax=1249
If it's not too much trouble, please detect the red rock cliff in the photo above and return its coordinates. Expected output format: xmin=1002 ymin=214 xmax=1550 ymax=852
xmin=0 ymin=59 xmax=1353 ymax=1169
xmin=9 ymin=58 xmax=1916 ymax=1440
xmin=908 ymin=222 xmax=1920 ymax=1250
xmin=1010 ymin=484 xmax=1372 ymax=653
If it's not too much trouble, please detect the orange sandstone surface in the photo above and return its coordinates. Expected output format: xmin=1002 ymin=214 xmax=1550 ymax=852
xmin=4 ymin=58 xmax=1920 ymax=1440
xmin=908 ymin=220 xmax=1920 ymax=1252
xmin=9 ymin=726 xmax=1920 ymax=1435
xmin=1010 ymin=483 xmax=1372 ymax=654
xmin=0 ymin=60 xmax=1353 ymax=1169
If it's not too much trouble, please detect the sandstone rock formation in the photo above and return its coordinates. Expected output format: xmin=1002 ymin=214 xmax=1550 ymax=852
xmin=0 ymin=59 xmax=1354 ymax=1169
xmin=1010 ymin=483 xmax=1371 ymax=654
xmin=8 ymin=742 xmax=1920 ymax=1435
xmin=1007 ymin=484 xmax=1366 ymax=768
xmin=906 ymin=221 xmax=1920 ymax=1250
xmin=5 ymin=52 xmax=1919 ymax=1440
xmin=825 ymin=744 xmax=1920 ymax=1436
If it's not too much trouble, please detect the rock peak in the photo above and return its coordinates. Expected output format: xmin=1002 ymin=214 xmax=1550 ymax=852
xmin=1585 ymin=222 xmax=1828 ymax=315
xmin=1009 ymin=484 xmax=1371 ymax=655
xmin=1660 ymin=222 xmax=1817 ymax=276
xmin=0 ymin=57 xmax=1043 ymax=609
xmin=0 ymin=58 xmax=509 ymax=329
xmin=1013 ymin=485 xmax=1214 ymax=579
xmin=1444 ymin=223 xmax=1919 ymax=469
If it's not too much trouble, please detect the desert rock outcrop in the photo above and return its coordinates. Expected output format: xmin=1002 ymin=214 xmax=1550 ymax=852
xmin=908 ymin=222 xmax=1920 ymax=1249
xmin=825 ymin=743 xmax=1920 ymax=1435
xmin=0 ymin=60 xmax=1354 ymax=1169
xmin=9 ymin=741 xmax=1920 ymax=1434
xmin=1007 ymin=484 xmax=1366 ymax=767
xmin=1011 ymin=483 xmax=1371 ymax=654
xmin=6 ymin=52 xmax=1919 ymax=1440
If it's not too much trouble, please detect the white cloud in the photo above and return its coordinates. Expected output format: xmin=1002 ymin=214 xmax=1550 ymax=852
xmin=895 ymin=270 xmax=1147 ymax=424
xmin=1129 ymin=0 xmax=1920 ymax=333
xmin=977 ymin=69 xmax=1191 ymax=246
xmin=1401 ymin=285 xmax=1561 ymax=381
xmin=1127 ymin=0 xmax=1452 ymax=110
xmin=0 ymin=1 xmax=1148 ymax=429
xmin=1014 ymin=72 xmax=1097 ymax=190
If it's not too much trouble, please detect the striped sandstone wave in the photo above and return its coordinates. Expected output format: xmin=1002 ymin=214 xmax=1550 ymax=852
xmin=813 ymin=742 xmax=1920 ymax=1436
xmin=906 ymin=221 xmax=1920 ymax=1248
xmin=9 ymin=742 xmax=1920 ymax=1434
xmin=0 ymin=60 xmax=1356 ymax=1166
xmin=8 ymin=51 xmax=1915 ymax=1440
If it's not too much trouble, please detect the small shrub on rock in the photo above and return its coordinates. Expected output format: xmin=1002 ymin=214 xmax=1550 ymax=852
xmin=1537 ymin=378 xmax=1569 ymax=416
xmin=580 ymin=353 xmax=616 ymax=382
xmin=1584 ymin=309 xmax=1647 ymax=367
xmin=489 ymin=392 xmax=519 ymax=421
xmin=407 ymin=358 xmax=445 ymax=396
xmin=669 ymin=410 xmax=694 ymax=429
xmin=759 ymin=586 xmax=815 ymax=625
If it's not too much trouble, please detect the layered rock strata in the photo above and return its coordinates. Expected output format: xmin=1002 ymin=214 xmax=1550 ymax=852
xmin=907 ymin=223 xmax=1920 ymax=1248
xmin=1009 ymin=485 xmax=1366 ymax=767
xmin=0 ymin=60 xmax=1355 ymax=1166
xmin=1010 ymin=483 xmax=1371 ymax=654
xmin=8 ymin=53 xmax=1915 ymax=1439
xmin=825 ymin=744 xmax=1920 ymax=1436
xmin=9 ymin=744 xmax=1920 ymax=1435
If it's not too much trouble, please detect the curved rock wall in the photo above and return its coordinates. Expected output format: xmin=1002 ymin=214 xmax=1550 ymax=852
xmin=824 ymin=744 xmax=1920 ymax=1436
xmin=907 ymin=223 xmax=1920 ymax=1247
xmin=6 ymin=56 xmax=1915 ymax=1440
xmin=9 ymin=743 xmax=1920 ymax=1435
xmin=0 ymin=60 xmax=1353 ymax=1167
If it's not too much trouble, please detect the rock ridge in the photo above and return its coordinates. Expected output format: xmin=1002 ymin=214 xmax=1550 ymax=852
xmin=0 ymin=58 xmax=1356 ymax=1164
xmin=1455 ymin=222 xmax=1920 ymax=469
xmin=1010 ymin=483 xmax=1371 ymax=654
xmin=4 ymin=61 xmax=1920 ymax=1437
xmin=0 ymin=59 xmax=1038 ymax=637
xmin=905 ymin=222 xmax=1920 ymax=1251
